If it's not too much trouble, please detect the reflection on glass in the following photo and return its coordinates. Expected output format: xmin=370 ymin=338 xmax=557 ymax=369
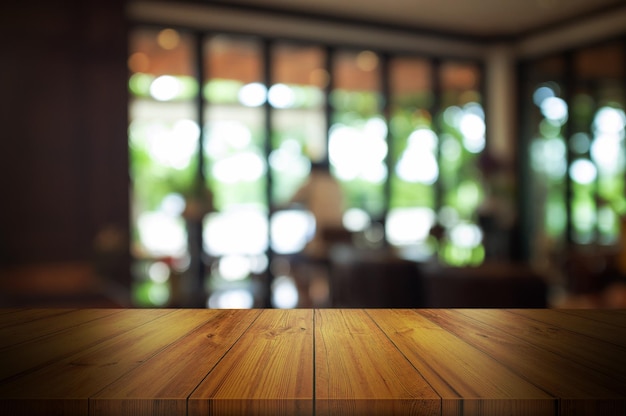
xmin=530 ymin=80 xmax=567 ymax=244
xmin=331 ymin=49 xmax=385 ymax=219
xmin=591 ymin=105 xmax=625 ymax=243
xmin=202 ymin=35 xmax=267 ymax=307
xmin=388 ymin=57 xmax=437 ymax=258
xmin=128 ymin=28 xmax=199 ymax=306
xmin=129 ymin=26 xmax=497 ymax=307
xmin=270 ymin=43 xmax=326 ymax=205
xmin=527 ymin=41 xmax=626 ymax=253
xmin=438 ymin=61 xmax=484 ymax=266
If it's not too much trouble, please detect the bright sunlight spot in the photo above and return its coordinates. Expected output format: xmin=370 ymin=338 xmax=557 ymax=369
xmin=569 ymin=159 xmax=597 ymax=185
xmin=449 ymin=223 xmax=483 ymax=249
xmin=218 ymin=255 xmax=252 ymax=281
xmin=272 ymin=276 xmax=299 ymax=309
xmin=386 ymin=207 xmax=435 ymax=245
xmin=238 ymin=82 xmax=267 ymax=107
xmin=208 ymin=289 xmax=254 ymax=308
xmin=146 ymin=119 xmax=199 ymax=169
xmin=203 ymin=208 xmax=268 ymax=256
xmin=150 ymin=75 xmax=182 ymax=101
xmin=343 ymin=208 xmax=371 ymax=232
xmin=268 ymin=83 xmax=296 ymax=109
xmin=212 ymin=152 xmax=266 ymax=183
xmin=271 ymin=210 xmax=315 ymax=254
xmin=328 ymin=119 xmax=388 ymax=182
xmin=138 ymin=212 xmax=187 ymax=256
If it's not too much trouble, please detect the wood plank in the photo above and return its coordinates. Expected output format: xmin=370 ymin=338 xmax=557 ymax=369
xmin=90 ymin=309 xmax=262 ymax=416
xmin=0 ymin=309 xmax=23 ymax=316
xmin=368 ymin=309 xmax=554 ymax=416
xmin=314 ymin=309 xmax=440 ymax=416
xmin=0 ymin=308 xmax=120 ymax=350
xmin=0 ymin=308 xmax=75 ymax=329
xmin=189 ymin=309 xmax=313 ymax=416
xmin=510 ymin=309 xmax=626 ymax=348
xmin=0 ymin=309 xmax=170 ymax=382
xmin=456 ymin=309 xmax=626 ymax=384
xmin=419 ymin=309 xmax=626 ymax=416
xmin=0 ymin=309 xmax=209 ymax=416
xmin=557 ymin=309 xmax=626 ymax=327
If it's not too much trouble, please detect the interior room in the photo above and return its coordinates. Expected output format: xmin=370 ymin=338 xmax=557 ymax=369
xmin=1 ymin=0 xmax=626 ymax=309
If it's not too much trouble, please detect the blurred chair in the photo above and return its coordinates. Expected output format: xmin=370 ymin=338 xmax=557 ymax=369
xmin=329 ymin=244 xmax=423 ymax=308
xmin=419 ymin=261 xmax=548 ymax=308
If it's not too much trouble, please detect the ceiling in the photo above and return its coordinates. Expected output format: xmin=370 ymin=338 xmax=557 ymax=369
xmin=205 ymin=0 xmax=626 ymax=39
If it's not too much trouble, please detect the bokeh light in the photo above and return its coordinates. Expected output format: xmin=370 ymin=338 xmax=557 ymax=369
xmin=128 ymin=52 xmax=150 ymax=73
xmin=157 ymin=28 xmax=181 ymax=50
xmin=449 ymin=223 xmax=483 ymax=249
xmin=138 ymin=212 xmax=187 ymax=256
xmin=386 ymin=207 xmax=435 ymax=245
xmin=272 ymin=276 xmax=299 ymax=309
xmin=150 ymin=75 xmax=182 ymax=101
xmin=343 ymin=208 xmax=371 ymax=232
xmin=203 ymin=209 xmax=268 ymax=256
xmin=328 ymin=119 xmax=388 ymax=182
xmin=270 ymin=210 xmax=315 ymax=254
xmin=569 ymin=159 xmax=597 ymax=185
xmin=238 ymin=82 xmax=267 ymax=107
xmin=208 ymin=289 xmax=254 ymax=308
xmin=268 ymin=83 xmax=296 ymax=108
xmin=540 ymin=96 xmax=568 ymax=125
xmin=219 ymin=255 xmax=252 ymax=281
xmin=356 ymin=50 xmax=379 ymax=72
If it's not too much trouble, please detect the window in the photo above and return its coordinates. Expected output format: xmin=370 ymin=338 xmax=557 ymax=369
xmin=521 ymin=39 xmax=626 ymax=272
xmin=128 ymin=27 xmax=486 ymax=307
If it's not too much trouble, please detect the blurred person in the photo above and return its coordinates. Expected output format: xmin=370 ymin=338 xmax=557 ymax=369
xmin=278 ymin=162 xmax=347 ymax=306
xmin=288 ymin=162 xmax=346 ymax=259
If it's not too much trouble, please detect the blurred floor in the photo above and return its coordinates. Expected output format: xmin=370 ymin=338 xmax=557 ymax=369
xmin=0 ymin=262 xmax=129 ymax=308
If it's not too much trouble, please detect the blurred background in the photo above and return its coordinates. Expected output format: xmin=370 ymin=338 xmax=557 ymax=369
xmin=1 ymin=0 xmax=626 ymax=309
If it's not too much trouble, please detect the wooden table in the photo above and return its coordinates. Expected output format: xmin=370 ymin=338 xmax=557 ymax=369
xmin=0 ymin=308 xmax=624 ymax=415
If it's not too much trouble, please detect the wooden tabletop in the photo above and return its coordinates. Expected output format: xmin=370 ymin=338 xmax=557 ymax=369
xmin=0 ymin=308 xmax=624 ymax=415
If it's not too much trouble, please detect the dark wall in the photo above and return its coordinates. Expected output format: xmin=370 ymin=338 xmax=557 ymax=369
xmin=0 ymin=0 xmax=130 ymax=284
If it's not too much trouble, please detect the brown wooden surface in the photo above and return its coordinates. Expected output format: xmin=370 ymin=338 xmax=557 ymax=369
xmin=368 ymin=309 xmax=554 ymax=416
xmin=92 ymin=309 xmax=262 ymax=416
xmin=189 ymin=309 xmax=314 ymax=416
xmin=0 ymin=308 xmax=625 ymax=416
xmin=315 ymin=309 xmax=440 ymax=415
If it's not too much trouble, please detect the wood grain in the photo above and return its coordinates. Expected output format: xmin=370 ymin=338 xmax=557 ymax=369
xmin=0 ymin=308 xmax=75 ymax=329
xmin=369 ymin=309 xmax=554 ymax=416
xmin=510 ymin=309 xmax=626 ymax=348
xmin=455 ymin=309 xmax=626 ymax=385
xmin=0 ymin=309 xmax=206 ymax=415
xmin=91 ymin=309 xmax=262 ymax=416
xmin=315 ymin=309 xmax=440 ymax=416
xmin=0 ymin=308 xmax=170 ymax=383
xmin=419 ymin=309 xmax=626 ymax=416
xmin=0 ymin=308 xmax=625 ymax=416
xmin=0 ymin=308 xmax=120 ymax=350
xmin=557 ymin=309 xmax=626 ymax=327
xmin=189 ymin=309 xmax=314 ymax=416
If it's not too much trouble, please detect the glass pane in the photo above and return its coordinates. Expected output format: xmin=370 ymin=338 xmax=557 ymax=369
xmin=330 ymin=49 xmax=386 ymax=225
xmin=268 ymin=43 xmax=327 ymax=258
xmin=128 ymin=27 xmax=198 ymax=307
xmin=203 ymin=35 xmax=267 ymax=307
xmin=438 ymin=61 xmax=485 ymax=266
xmin=574 ymin=41 xmax=626 ymax=245
xmin=270 ymin=43 xmax=327 ymax=204
xmin=526 ymin=56 xmax=568 ymax=260
xmin=387 ymin=57 xmax=437 ymax=258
